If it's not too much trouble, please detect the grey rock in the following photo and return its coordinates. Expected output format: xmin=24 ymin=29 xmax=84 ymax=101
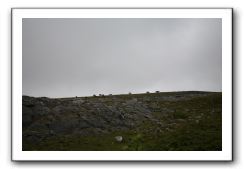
xmin=72 ymin=99 xmax=85 ymax=105
xmin=52 ymin=105 xmax=67 ymax=114
xmin=125 ymin=98 xmax=138 ymax=105
xmin=33 ymin=105 xmax=50 ymax=116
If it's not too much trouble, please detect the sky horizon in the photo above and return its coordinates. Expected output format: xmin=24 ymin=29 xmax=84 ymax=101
xmin=23 ymin=18 xmax=222 ymax=98
xmin=22 ymin=90 xmax=222 ymax=98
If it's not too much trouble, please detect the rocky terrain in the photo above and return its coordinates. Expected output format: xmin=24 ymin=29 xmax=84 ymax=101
xmin=23 ymin=91 xmax=222 ymax=151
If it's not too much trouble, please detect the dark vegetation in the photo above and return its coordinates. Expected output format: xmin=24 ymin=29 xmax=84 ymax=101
xmin=22 ymin=91 xmax=222 ymax=151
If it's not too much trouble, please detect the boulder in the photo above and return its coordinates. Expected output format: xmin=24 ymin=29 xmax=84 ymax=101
xmin=114 ymin=136 xmax=123 ymax=142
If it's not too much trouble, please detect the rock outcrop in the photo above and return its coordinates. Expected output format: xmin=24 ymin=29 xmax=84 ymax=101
xmin=22 ymin=91 xmax=219 ymax=145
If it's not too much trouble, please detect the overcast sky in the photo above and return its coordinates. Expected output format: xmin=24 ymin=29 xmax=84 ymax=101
xmin=23 ymin=18 xmax=222 ymax=98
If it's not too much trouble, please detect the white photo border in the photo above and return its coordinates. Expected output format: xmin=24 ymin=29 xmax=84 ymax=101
xmin=11 ymin=8 xmax=233 ymax=161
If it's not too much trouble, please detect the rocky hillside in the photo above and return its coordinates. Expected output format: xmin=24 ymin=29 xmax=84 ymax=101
xmin=23 ymin=91 xmax=222 ymax=151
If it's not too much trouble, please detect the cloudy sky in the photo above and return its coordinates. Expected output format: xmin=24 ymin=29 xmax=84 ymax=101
xmin=23 ymin=18 xmax=222 ymax=98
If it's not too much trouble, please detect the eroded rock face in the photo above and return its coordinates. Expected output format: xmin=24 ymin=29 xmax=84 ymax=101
xmin=23 ymin=95 xmax=151 ymax=142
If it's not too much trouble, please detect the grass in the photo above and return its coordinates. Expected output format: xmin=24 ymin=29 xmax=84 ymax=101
xmin=23 ymin=116 xmax=221 ymax=151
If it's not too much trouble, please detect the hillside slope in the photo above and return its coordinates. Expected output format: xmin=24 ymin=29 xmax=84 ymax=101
xmin=22 ymin=91 xmax=222 ymax=151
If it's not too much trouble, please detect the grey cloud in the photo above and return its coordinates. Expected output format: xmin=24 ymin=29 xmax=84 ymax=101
xmin=23 ymin=18 xmax=222 ymax=98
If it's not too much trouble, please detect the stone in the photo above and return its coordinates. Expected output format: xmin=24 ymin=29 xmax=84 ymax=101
xmin=114 ymin=136 xmax=123 ymax=142
xmin=23 ymin=96 xmax=36 ymax=107
xmin=33 ymin=105 xmax=50 ymax=116
xmin=125 ymin=98 xmax=138 ymax=105
xmin=72 ymin=99 xmax=85 ymax=105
